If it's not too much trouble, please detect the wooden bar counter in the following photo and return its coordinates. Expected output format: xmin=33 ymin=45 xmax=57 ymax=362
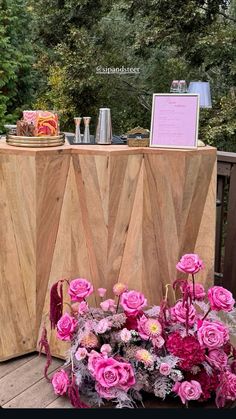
xmin=0 ymin=140 xmax=216 ymax=360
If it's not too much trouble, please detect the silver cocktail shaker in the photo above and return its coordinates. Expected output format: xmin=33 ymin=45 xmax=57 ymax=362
xmin=95 ymin=108 xmax=112 ymax=144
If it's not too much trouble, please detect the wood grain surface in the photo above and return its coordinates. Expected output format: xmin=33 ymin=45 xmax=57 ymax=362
xmin=0 ymin=141 xmax=216 ymax=360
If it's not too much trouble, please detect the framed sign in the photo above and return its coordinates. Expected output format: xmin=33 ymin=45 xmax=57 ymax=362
xmin=150 ymin=93 xmax=199 ymax=149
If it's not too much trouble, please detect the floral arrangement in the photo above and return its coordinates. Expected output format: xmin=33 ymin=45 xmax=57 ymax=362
xmin=40 ymin=254 xmax=236 ymax=408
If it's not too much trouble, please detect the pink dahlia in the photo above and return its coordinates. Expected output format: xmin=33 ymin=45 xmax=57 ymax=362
xmin=135 ymin=349 xmax=154 ymax=366
xmin=137 ymin=315 xmax=162 ymax=340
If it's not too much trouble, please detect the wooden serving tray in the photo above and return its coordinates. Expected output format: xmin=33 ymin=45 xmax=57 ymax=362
xmin=6 ymin=133 xmax=65 ymax=147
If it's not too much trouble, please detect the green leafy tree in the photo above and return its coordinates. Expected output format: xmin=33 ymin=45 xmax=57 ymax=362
xmin=0 ymin=0 xmax=36 ymax=132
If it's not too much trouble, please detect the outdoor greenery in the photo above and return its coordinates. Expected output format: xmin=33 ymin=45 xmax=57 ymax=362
xmin=0 ymin=0 xmax=235 ymax=150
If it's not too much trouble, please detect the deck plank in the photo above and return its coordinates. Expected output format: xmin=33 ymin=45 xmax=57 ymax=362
xmin=0 ymin=355 xmax=62 ymax=405
xmin=46 ymin=397 xmax=72 ymax=409
xmin=3 ymin=368 xmax=62 ymax=408
xmin=0 ymin=353 xmax=37 ymax=379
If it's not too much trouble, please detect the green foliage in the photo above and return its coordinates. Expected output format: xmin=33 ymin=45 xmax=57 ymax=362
xmin=1 ymin=0 xmax=236 ymax=150
xmin=0 ymin=0 xmax=36 ymax=132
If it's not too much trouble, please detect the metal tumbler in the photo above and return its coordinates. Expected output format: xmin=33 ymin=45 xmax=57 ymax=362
xmin=95 ymin=108 xmax=112 ymax=145
xmin=74 ymin=117 xmax=82 ymax=143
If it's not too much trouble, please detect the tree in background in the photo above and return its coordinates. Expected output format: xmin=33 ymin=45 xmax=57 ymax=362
xmin=0 ymin=0 xmax=36 ymax=132
xmin=1 ymin=0 xmax=235 ymax=149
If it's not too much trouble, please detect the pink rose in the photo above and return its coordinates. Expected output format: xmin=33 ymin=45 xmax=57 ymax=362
xmin=98 ymin=288 xmax=107 ymax=298
xmin=219 ymin=371 xmax=236 ymax=403
xmin=56 ymin=313 xmax=78 ymax=341
xmin=78 ymin=301 xmax=89 ymax=315
xmin=137 ymin=315 xmax=162 ymax=340
xmin=51 ymin=369 xmax=69 ymax=395
xmin=68 ymin=278 xmax=93 ymax=302
xmin=121 ymin=290 xmax=147 ymax=316
xmin=96 ymin=319 xmax=110 ymax=334
xmin=208 ymin=286 xmax=235 ymax=312
xmin=113 ymin=283 xmax=128 ymax=296
xmin=101 ymin=344 xmax=112 ymax=355
xmin=88 ymin=350 xmax=104 ymax=375
xmin=94 ymin=357 xmax=135 ymax=391
xmin=75 ymin=347 xmax=88 ymax=361
xmin=120 ymin=328 xmax=132 ymax=343
xmin=159 ymin=363 xmax=171 ymax=376
xmin=226 ymin=372 xmax=236 ymax=400
xmin=171 ymin=301 xmax=196 ymax=326
xmin=173 ymin=380 xmax=202 ymax=404
xmin=197 ymin=320 xmax=229 ymax=349
xmin=176 ymin=254 xmax=203 ymax=275
xmin=206 ymin=349 xmax=228 ymax=370
xmin=187 ymin=283 xmax=206 ymax=300
xmin=100 ymin=299 xmax=116 ymax=313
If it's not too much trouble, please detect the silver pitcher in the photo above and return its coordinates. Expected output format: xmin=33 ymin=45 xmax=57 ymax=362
xmin=95 ymin=108 xmax=112 ymax=144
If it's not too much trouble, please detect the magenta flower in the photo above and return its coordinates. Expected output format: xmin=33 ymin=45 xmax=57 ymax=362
xmin=176 ymin=254 xmax=203 ymax=274
xmin=93 ymin=357 xmax=135 ymax=391
xmin=137 ymin=315 xmax=162 ymax=340
xmin=197 ymin=320 xmax=229 ymax=349
xmin=208 ymin=286 xmax=235 ymax=312
xmin=68 ymin=278 xmax=93 ymax=302
xmin=171 ymin=301 xmax=196 ymax=326
xmin=121 ymin=290 xmax=147 ymax=316
xmin=206 ymin=349 xmax=228 ymax=370
xmin=173 ymin=380 xmax=202 ymax=404
xmin=187 ymin=283 xmax=206 ymax=300
xmin=52 ymin=369 xmax=70 ymax=395
xmin=56 ymin=313 xmax=78 ymax=341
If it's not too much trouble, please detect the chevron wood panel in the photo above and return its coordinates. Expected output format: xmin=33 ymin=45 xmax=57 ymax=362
xmin=0 ymin=153 xmax=36 ymax=360
xmin=0 ymin=142 xmax=216 ymax=361
xmin=36 ymin=151 xmax=71 ymax=331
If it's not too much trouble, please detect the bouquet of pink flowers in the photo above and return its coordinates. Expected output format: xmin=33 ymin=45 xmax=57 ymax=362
xmin=41 ymin=254 xmax=236 ymax=408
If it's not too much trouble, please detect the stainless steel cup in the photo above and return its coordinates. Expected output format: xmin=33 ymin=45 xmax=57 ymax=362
xmin=74 ymin=117 xmax=82 ymax=143
xmin=95 ymin=108 xmax=112 ymax=144
xmin=83 ymin=117 xmax=91 ymax=143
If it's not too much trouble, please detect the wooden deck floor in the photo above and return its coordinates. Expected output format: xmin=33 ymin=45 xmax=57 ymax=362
xmin=1 ymin=353 xmax=235 ymax=409
xmin=0 ymin=353 xmax=72 ymax=408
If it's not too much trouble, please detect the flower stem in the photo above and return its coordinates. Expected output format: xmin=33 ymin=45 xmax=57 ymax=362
xmin=192 ymin=274 xmax=196 ymax=300
xmin=202 ymin=307 xmax=211 ymax=321
xmin=116 ymin=295 xmax=121 ymax=314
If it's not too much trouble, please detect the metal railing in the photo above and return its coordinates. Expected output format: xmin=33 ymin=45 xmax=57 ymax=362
xmin=215 ymin=151 xmax=236 ymax=296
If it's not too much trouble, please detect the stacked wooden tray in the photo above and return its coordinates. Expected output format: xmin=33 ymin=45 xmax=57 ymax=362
xmin=6 ymin=133 xmax=65 ymax=147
